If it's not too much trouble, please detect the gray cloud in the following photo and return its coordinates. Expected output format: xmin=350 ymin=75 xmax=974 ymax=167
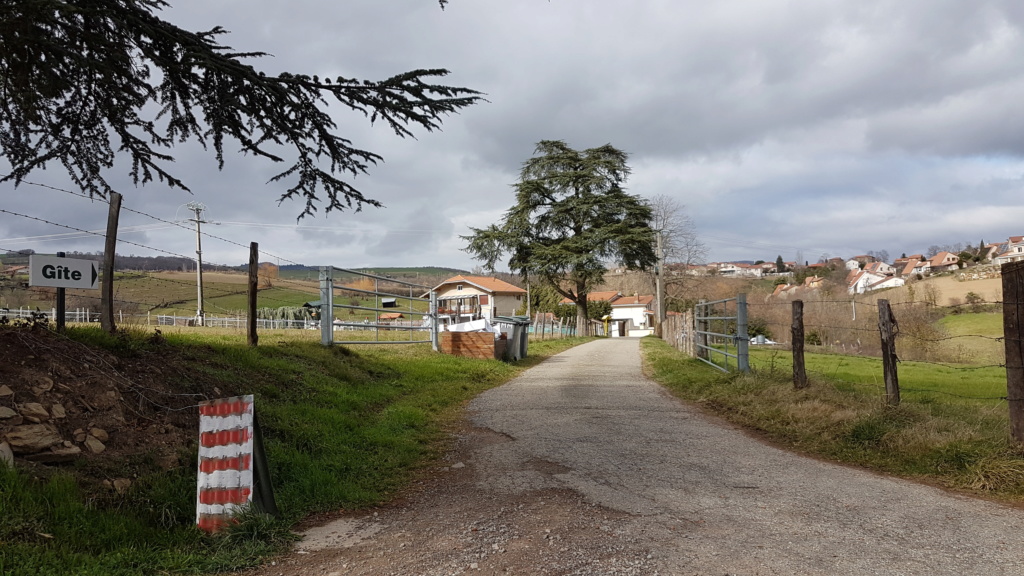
xmin=5 ymin=0 xmax=1024 ymax=271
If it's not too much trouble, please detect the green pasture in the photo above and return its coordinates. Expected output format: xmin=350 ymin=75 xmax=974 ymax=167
xmin=936 ymin=312 xmax=1004 ymax=365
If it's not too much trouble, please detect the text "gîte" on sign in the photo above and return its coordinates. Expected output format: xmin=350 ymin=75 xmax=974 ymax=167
xmin=42 ymin=264 xmax=83 ymax=281
xmin=29 ymin=255 xmax=99 ymax=289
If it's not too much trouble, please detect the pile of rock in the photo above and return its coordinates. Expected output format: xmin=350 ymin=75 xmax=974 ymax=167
xmin=0 ymin=379 xmax=114 ymax=467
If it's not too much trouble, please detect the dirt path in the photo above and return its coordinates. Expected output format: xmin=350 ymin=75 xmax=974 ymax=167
xmin=251 ymin=339 xmax=1024 ymax=575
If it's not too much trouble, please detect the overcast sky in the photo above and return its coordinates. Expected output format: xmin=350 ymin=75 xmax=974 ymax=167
xmin=5 ymin=0 xmax=1024 ymax=270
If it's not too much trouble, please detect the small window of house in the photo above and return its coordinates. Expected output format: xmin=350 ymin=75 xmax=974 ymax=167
xmin=457 ymin=284 xmax=463 ymax=291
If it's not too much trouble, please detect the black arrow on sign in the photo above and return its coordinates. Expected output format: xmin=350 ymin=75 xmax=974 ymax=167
xmin=91 ymin=262 xmax=98 ymax=288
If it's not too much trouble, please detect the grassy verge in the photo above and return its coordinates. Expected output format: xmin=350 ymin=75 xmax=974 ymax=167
xmin=0 ymin=327 xmax=592 ymax=575
xmin=641 ymin=337 xmax=1024 ymax=502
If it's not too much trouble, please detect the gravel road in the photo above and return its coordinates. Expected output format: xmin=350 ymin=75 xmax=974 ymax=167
xmin=255 ymin=338 xmax=1024 ymax=575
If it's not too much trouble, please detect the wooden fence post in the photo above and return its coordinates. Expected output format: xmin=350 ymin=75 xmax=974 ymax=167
xmin=1002 ymin=261 xmax=1024 ymax=441
xmin=100 ymin=192 xmax=121 ymax=334
xmin=792 ymin=300 xmax=808 ymax=389
xmin=877 ymin=299 xmax=900 ymax=406
xmin=247 ymin=242 xmax=258 ymax=347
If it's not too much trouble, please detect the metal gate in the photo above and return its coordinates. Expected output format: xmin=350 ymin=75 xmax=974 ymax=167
xmin=318 ymin=267 xmax=438 ymax=350
xmin=694 ymin=294 xmax=749 ymax=373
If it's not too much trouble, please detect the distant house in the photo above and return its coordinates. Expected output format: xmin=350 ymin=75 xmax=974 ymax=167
xmin=429 ymin=275 xmax=526 ymax=324
xmin=609 ymin=294 xmax=655 ymax=337
xmin=845 ymin=255 xmax=877 ymax=270
xmin=928 ymin=251 xmax=960 ymax=273
xmin=378 ymin=312 xmax=404 ymax=324
xmin=992 ymin=236 xmax=1024 ymax=266
xmin=559 ymin=291 xmax=655 ymax=337
xmin=715 ymin=262 xmax=763 ymax=278
xmin=899 ymin=257 xmax=930 ymax=278
xmin=982 ymin=243 xmax=1005 ymax=262
xmin=863 ymin=261 xmax=896 ymax=276
xmin=771 ymin=275 xmax=827 ymax=299
xmin=894 ymin=254 xmax=924 ymax=270
xmin=847 ymin=269 xmax=904 ymax=295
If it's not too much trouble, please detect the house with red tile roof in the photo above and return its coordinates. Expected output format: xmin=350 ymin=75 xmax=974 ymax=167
xmin=847 ymin=269 xmax=905 ymax=295
xmin=898 ymin=258 xmax=930 ymax=277
xmin=429 ymin=275 xmax=526 ymax=324
xmin=558 ymin=291 xmax=656 ymax=336
xmin=609 ymin=293 xmax=655 ymax=337
xmin=863 ymin=261 xmax=896 ymax=276
xmin=928 ymin=251 xmax=960 ymax=273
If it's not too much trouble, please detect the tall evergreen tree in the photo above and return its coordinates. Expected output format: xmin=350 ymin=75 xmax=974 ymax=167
xmin=775 ymin=255 xmax=785 ymax=273
xmin=463 ymin=140 xmax=656 ymax=335
xmin=0 ymin=0 xmax=479 ymax=217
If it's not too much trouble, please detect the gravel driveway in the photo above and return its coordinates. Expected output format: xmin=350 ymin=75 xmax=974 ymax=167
xmin=257 ymin=338 xmax=1024 ymax=575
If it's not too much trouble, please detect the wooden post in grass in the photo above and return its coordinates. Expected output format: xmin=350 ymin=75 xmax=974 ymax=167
xmin=1002 ymin=260 xmax=1024 ymax=441
xmin=100 ymin=192 xmax=121 ymax=334
xmin=247 ymin=242 xmax=258 ymax=347
xmin=877 ymin=299 xmax=900 ymax=406
xmin=792 ymin=300 xmax=808 ymax=389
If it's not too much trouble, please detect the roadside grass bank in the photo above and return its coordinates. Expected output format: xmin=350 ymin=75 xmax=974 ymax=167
xmin=641 ymin=337 xmax=1024 ymax=503
xmin=0 ymin=326 xmax=591 ymax=576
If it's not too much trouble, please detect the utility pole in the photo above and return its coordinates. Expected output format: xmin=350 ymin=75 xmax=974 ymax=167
xmin=187 ymin=202 xmax=206 ymax=327
xmin=526 ymin=273 xmax=531 ymax=318
xmin=655 ymin=231 xmax=665 ymax=335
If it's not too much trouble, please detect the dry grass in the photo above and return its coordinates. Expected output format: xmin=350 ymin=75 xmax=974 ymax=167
xmin=642 ymin=337 xmax=1024 ymax=501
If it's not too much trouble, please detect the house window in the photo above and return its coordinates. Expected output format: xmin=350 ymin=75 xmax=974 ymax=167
xmin=516 ymin=295 xmax=522 ymax=300
xmin=479 ymin=295 xmax=489 ymax=305
xmin=457 ymin=284 xmax=463 ymax=291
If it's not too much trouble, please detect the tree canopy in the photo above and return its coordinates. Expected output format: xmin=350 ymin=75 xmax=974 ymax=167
xmin=463 ymin=140 xmax=656 ymax=334
xmin=0 ymin=0 xmax=480 ymax=217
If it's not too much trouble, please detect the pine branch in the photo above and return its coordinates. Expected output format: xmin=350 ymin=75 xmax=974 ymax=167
xmin=0 ymin=0 xmax=481 ymax=217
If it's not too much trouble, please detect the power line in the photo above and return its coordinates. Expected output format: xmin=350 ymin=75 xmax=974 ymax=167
xmin=1 ymin=178 xmax=301 ymax=266
xmin=0 ymin=208 xmax=194 ymax=260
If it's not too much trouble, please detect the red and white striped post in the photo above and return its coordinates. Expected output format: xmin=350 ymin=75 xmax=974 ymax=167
xmin=196 ymin=395 xmax=256 ymax=533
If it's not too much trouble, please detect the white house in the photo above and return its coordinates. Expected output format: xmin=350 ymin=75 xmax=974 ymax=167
xmin=847 ymin=269 xmax=905 ymax=295
xmin=558 ymin=291 xmax=655 ymax=337
xmin=609 ymin=294 xmax=655 ymax=337
xmin=863 ymin=261 xmax=896 ymax=276
xmin=715 ymin=262 xmax=763 ymax=278
xmin=993 ymin=235 xmax=1024 ymax=266
xmin=928 ymin=251 xmax=960 ymax=273
xmin=428 ymin=275 xmax=526 ymax=324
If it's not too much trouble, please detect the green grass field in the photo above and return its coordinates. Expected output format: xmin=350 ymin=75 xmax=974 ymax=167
xmin=0 ymin=327 xmax=590 ymax=575
xmin=937 ymin=312 xmax=1004 ymax=365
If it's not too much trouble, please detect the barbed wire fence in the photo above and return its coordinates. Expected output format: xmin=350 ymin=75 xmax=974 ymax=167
xmin=661 ymin=277 xmax=1019 ymax=418
xmin=0 ymin=178 xmax=434 ymax=337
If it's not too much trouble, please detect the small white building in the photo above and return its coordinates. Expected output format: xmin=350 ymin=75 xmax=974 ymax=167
xmin=609 ymin=294 xmax=655 ymax=337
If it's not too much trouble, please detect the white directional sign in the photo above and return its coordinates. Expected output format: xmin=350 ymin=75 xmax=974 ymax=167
xmin=29 ymin=255 xmax=100 ymax=290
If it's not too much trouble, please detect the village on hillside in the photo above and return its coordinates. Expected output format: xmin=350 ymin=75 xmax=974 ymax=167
xmin=676 ymin=234 xmax=1024 ymax=297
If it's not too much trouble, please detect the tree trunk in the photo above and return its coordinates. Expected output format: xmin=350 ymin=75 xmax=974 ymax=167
xmin=577 ymin=287 xmax=589 ymax=336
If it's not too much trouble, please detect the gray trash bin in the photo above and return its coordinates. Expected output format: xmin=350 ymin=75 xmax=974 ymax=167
xmin=493 ymin=315 xmax=531 ymax=360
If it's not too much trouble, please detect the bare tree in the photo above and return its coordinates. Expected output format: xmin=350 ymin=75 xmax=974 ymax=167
xmin=648 ymin=195 xmax=707 ymax=325
xmin=649 ymin=195 xmax=707 ymax=268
